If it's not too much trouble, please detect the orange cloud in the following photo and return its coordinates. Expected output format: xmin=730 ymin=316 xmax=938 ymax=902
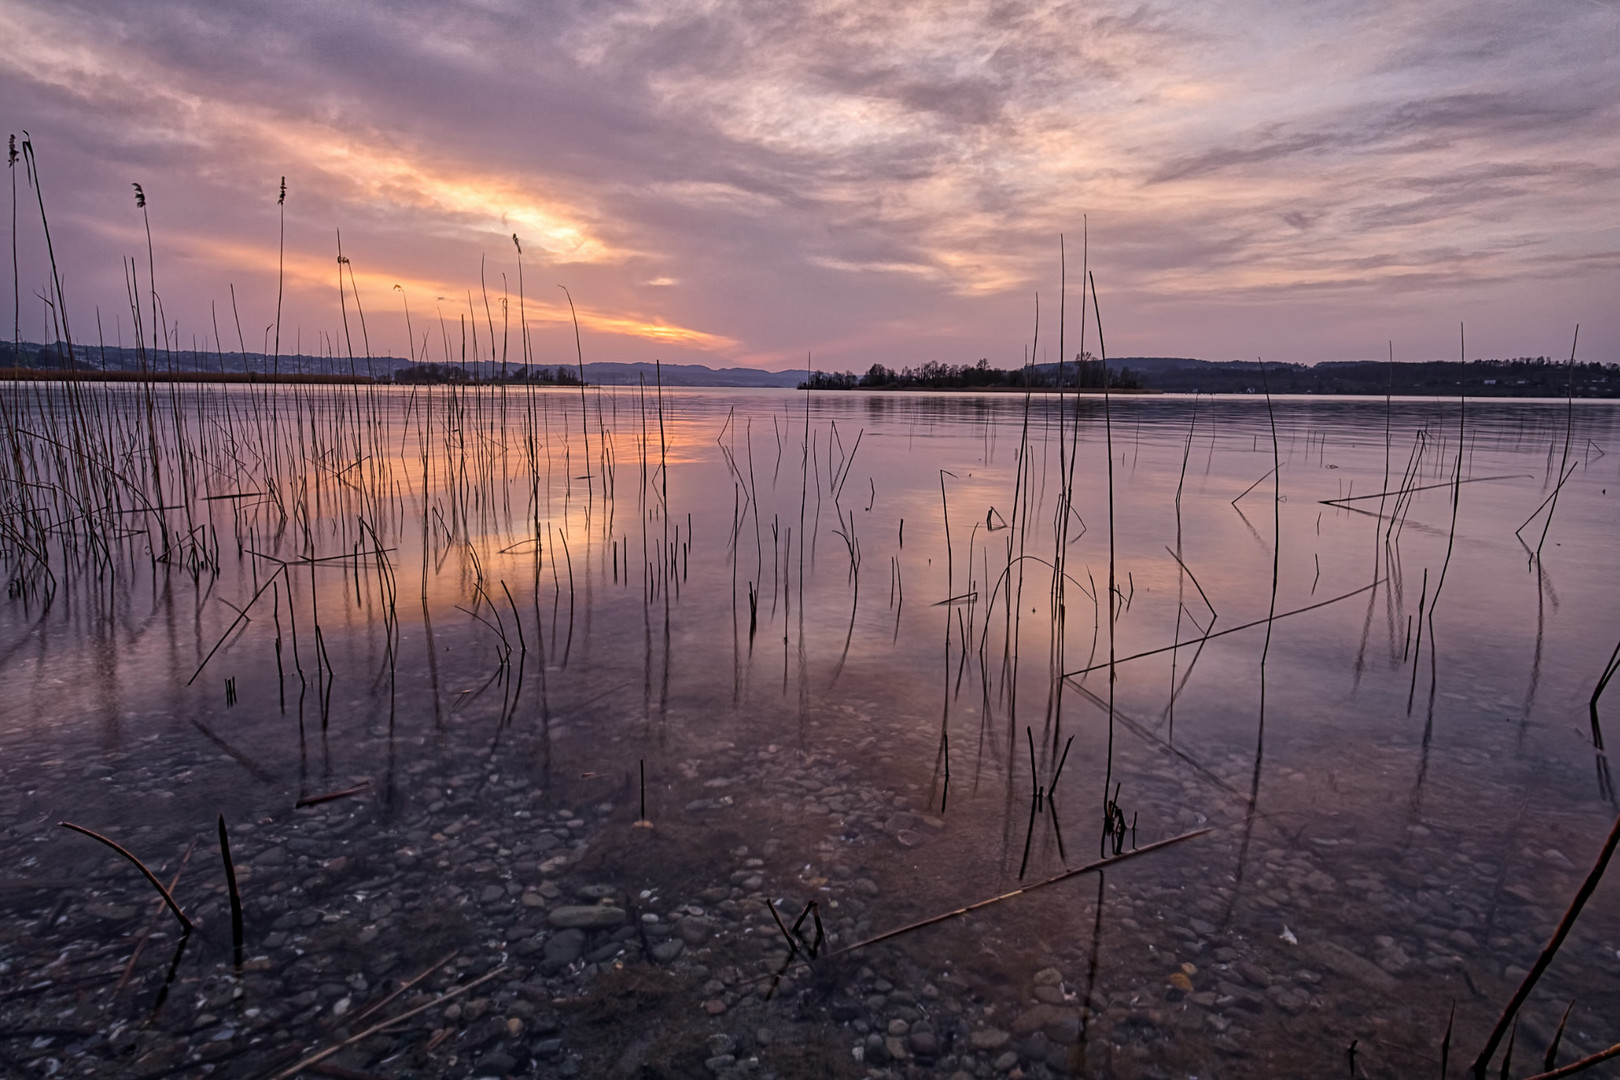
xmin=179 ymin=235 xmax=738 ymax=351
xmin=0 ymin=5 xmax=613 ymax=264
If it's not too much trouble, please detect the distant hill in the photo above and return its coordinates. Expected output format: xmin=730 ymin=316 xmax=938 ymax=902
xmin=1110 ymin=357 xmax=1618 ymax=397
xmin=1069 ymin=357 xmax=1212 ymax=374
xmin=577 ymin=361 xmax=800 ymax=387
xmin=0 ymin=341 xmax=803 ymax=387
xmin=0 ymin=340 xmax=413 ymax=378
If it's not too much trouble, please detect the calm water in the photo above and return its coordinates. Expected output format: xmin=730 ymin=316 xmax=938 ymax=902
xmin=2 ymin=383 xmax=1618 ymax=1078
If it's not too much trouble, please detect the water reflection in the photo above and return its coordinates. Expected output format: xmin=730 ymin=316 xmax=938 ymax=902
xmin=3 ymin=384 xmax=1620 ymax=1075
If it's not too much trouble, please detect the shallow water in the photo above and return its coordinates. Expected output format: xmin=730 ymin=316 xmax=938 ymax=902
xmin=2 ymin=383 xmax=1619 ymax=1078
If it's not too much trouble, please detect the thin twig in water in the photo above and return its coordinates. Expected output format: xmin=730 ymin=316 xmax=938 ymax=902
xmin=294 ymin=782 xmax=373 ymax=809
xmin=116 ymin=841 xmax=196 ymax=993
xmin=1515 ymin=1040 xmax=1620 ymax=1080
xmin=1232 ymin=463 xmax=1280 ymax=507
xmin=344 ymin=949 xmax=461 ymax=1031
xmin=264 ymin=964 xmax=507 ymax=1080
xmin=58 ymin=823 xmax=192 ymax=932
xmin=1063 ymin=581 xmax=1381 ymax=678
xmin=820 ymin=828 xmax=1209 ymax=959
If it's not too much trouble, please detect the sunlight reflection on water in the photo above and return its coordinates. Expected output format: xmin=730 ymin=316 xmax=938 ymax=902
xmin=3 ymin=385 xmax=1619 ymax=1076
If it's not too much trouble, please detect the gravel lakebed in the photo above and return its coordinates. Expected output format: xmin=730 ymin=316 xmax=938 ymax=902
xmin=4 ymin=695 xmax=1619 ymax=1080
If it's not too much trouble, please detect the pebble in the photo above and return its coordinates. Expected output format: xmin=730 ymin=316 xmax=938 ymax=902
xmin=1311 ymin=942 xmax=1399 ymax=991
xmin=543 ymin=929 xmax=587 ymax=970
xmin=676 ymin=918 xmax=715 ymax=945
xmin=547 ymin=905 xmax=626 ymax=929
xmin=1011 ymin=1004 xmax=1070 ymax=1037
xmin=11 ymin=688 xmax=1616 ymax=1080
xmin=476 ymin=1050 xmax=517 ymax=1074
xmin=908 ymin=1026 xmax=939 ymax=1057
xmin=1237 ymin=961 xmax=1272 ymax=988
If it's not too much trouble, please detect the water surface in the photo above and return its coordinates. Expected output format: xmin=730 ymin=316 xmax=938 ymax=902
xmin=2 ymin=383 xmax=1618 ymax=1078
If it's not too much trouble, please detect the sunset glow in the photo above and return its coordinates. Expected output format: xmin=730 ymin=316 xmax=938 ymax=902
xmin=3 ymin=0 xmax=1615 ymax=368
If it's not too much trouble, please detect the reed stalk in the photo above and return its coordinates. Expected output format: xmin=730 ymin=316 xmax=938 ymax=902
xmin=58 ymin=822 xmax=192 ymax=932
xmin=216 ymin=814 xmax=244 ymax=966
xmin=1470 ymin=806 xmax=1620 ymax=1076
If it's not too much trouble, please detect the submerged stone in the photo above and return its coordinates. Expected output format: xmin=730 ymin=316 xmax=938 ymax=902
xmin=547 ymin=905 xmax=626 ymax=929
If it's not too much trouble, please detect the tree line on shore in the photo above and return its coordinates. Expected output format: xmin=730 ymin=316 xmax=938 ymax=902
xmin=389 ymin=362 xmax=583 ymax=385
xmin=803 ymin=355 xmax=1620 ymax=397
xmin=801 ymin=356 xmax=1141 ymax=391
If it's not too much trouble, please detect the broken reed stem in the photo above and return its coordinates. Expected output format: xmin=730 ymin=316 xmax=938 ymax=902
xmin=187 ymin=564 xmax=287 ymax=685
xmin=217 ymin=814 xmax=244 ymax=965
xmin=1163 ymin=545 xmax=1218 ymax=623
xmin=765 ymin=898 xmax=801 ymax=964
xmin=1232 ymin=463 xmax=1280 ymax=507
xmin=1323 ymin=473 xmax=1527 ymax=509
xmin=500 ymin=580 xmax=527 ymax=658
xmin=731 ymin=829 xmax=1212 ymax=998
xmin=1517 ymin=1040 xmax=1620 ymax=1080
xmin=1534 ymin=326 xmax=1580 ymax=560
xmin=1052 ymin=735 xmax=1074 ymax=788
xmin=1545 ymin=1001 xmax=1574 ymax=1073
xmin=1063 ymin=580 xmax=1380 ymax=678
xmin=784 ymin=898 xmax=824 ymax=965
xmin=344 ymin=949 xmax=461 ymax=1031
xmin=265 ymin=964 xmax=508 ymax=1080
xmin=1590 ymin=636 xmax=1620 ymax=765
xmin=294 ymin=781 xmax=373 ymax=809
xmin=1441 ymin=1001 xmax=1455 ymax=1079
xmin=1017 ymin=773 xmax=1039 ymax=880
xmin=822 ymin=827 xmax=1210 ymax=961
xmin=637 ymin=759 xmax=650 ymax=825
xmin=116 ymin=840 xmax=196 ymax=994
xmin=1515 ymin=464 xmax=1579 ymax=538
xmin=1470 ymin=806 xmax=1620 ymax=1077
xmin=58 ymin=822 xmax=193 ymax=933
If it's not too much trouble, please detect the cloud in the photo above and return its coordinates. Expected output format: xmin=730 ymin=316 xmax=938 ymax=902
xmin=1 ymin=0 xmax=1617 ymax=367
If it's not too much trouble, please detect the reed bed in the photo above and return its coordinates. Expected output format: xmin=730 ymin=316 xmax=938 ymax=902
xmin=5 ymin=141 xmax=1620 ymax=1077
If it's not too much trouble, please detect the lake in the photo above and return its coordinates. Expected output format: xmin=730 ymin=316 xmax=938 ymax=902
xmin=2 ymin=382 xmax=1618 ymax=1078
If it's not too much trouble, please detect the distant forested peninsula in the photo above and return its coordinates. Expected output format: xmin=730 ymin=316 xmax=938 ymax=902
xmin=802 ymin=355 xmax=1619 ymax=397
xmin=801 ymin=357 xmax=1141 ymax=391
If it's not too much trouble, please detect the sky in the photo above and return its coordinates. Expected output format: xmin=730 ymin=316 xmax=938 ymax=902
xmin=2 ymin=0 xmax=1617 ymax=372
